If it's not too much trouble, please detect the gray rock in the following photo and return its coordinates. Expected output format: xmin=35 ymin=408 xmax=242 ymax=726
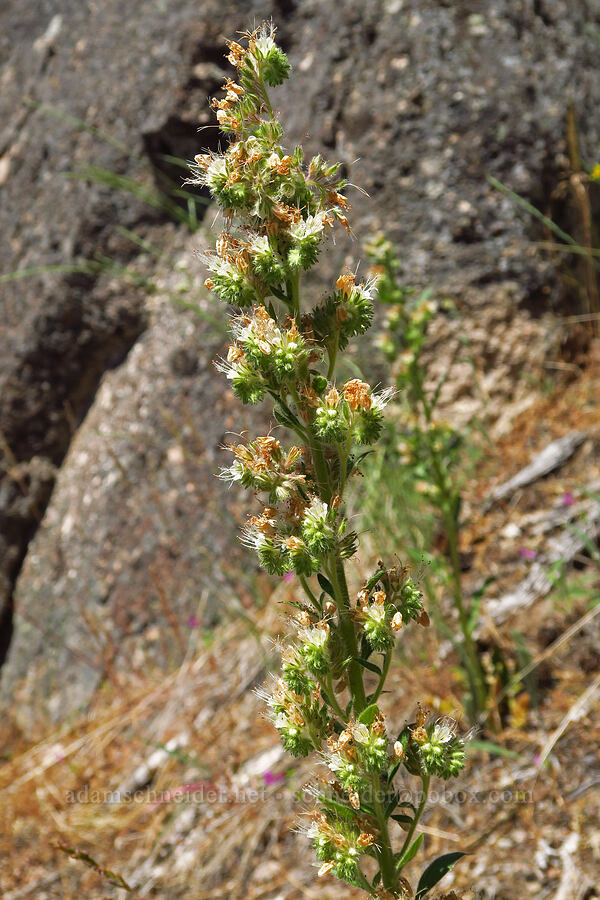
xmin=2 ymin=0 xmax=599 ymax=734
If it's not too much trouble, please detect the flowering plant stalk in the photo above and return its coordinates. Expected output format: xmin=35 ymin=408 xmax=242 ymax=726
xmin=191 ymin=24 xmax=467 ymax=898
xmin=364 ymin=237 xmax=488 ymax=720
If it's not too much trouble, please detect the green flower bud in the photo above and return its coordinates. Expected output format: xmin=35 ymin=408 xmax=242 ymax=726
xmin=287 ymin=213 xmax=328 ymax=270
xmin=282 ymin=656 xmax=314 ymax=695
xmin=353 ymin=407 xmax=384 ymax=445
xmin=216 ymin=352 xmax=266 ymax=405
xmin=418 ymin=719 xmax=465 ymax=779
xmin=298 ymin=623 xmax=331 ymax=675
xmin=338 ymin=286 xmax=374 ymax=340
xmin=315 ymin=405 xmax=349 ymax=444
xmin=209 ymin=259 xmax=256 ymax=307
xmin=253 ymin=120 xmax=284 ymax=143
xmin=260 ymin=677 xmax=325 ymax=758
xmin=250 ymin=235 xmax=287 ymax=284
xmin=307 ymin=815 xmax=373 ymax=888
xmin=284 ymin=538 xmax=318 ymax=577
xmin=333 ymin=847 xmax=360 ymax=883
xmin=302 ymin=499 xmax=335 ymax=555
xmin=234 ymin=309 xmax=308 ymax=386
xmin=312 ymin=374 xmax=328 ymax=395
xmin=216 ymin=180 xmax=252 ymax=212
xmin=275 ymin=713 xmax=313 ymax=757
xmin=312 ymin=296 xmax=340 ymax=348
xmin=362 ymin=600 xmax=394 ymax=652
xmin=398 ymin=579 xmax=424 ymax=622
xmin=231 ymin=369 xmax=265 ymax=405
xmin=352 ymin=720 xmax=389 ymax=774
xmin=287 ymin=246 xmax=303 ymax=269
xmin=327 ymin=750 xmax=363 ymax=793
xmin=402 ymin=717 xmax=466 ymax=780
xmin=257 ymin=539 xmax=290 ymax=576
xmin=260 ymin=45 xmax=291 ymax=86
xmin=288 ymin=237 xmax=319 ymax=270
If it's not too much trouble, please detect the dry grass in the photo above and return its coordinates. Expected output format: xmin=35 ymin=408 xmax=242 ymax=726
xmin=2 ymin=344 xmax=600 ymax=899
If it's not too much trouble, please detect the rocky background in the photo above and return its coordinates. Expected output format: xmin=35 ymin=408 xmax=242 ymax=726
xmin=1 ymin=1 xmax=600 ymax=896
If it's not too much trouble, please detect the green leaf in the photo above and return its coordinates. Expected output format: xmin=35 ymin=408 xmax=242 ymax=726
xmin=270 ymin=286 xmax=290 ymax=305
xmin=487 ymin=175 xmax=600 ymax=273
xmin=360 ymin=635 xmax=373 ymax=661
xmin=365 ymin=567 xmax=387 ymax=591
xmin=395 ymin=725 xmax=413 ymax=749
xmin=273 ymin=406 xmax=292 ymax=428
xmin=317 ymin=573 xmax=336 ymax=599
xmin=467 ymin=740 xmax=521 ymax=760
xmin=384 ymin=794 xmax=399 ymax=817
xmin=397 ymin=800 xmax=417 ymax=812
xmin=391 ymin=813 xmax=412 ymax=825
xmin=273 ymin=400 xmax=302 ymax=429
xmin=355 ymin=658 xmax=383 ymax=677
xmin=358 ymin=703 xmax=380 ymax=725
xmin=415 ymin=852 xmax=466 ymax=897
xmin=386 ymin=760 xmax=402 ymax=783
xmin=395 ymin=833 xmax=423 ymax=870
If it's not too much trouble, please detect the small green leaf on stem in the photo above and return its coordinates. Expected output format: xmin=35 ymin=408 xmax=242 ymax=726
xmin=358 ymin=702 xmax=380 ymax=725
xmin=354 ymin=658 xmax=383 ymax=677
xmin=317 ymin=573 xmax=336 ymax=599
xmin=415 ymin=851 xmax=467 ymax=897
xmin=395 ymin=832 xmax=424 ymax=870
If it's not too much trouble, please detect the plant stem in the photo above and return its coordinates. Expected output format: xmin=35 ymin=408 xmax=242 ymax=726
xmin=328 ymin=554 xmax=367 ymax=714
xmin=322 ymin=671 xmax=348 ymax=721
xmin=299 ymin=575 xmax=321 ymax=610
xmin=370 ymin=650 xmax=391 ymax=704
xmin=413 ymin=368 xmax=487 ymax=716
xmin=258 ymin=72 xmax=275 ymax=121
xmin=309 ymin=430 xmax=331 ymax=503
xmin=290 ymin=269 xmax=301 ymax=325
xmin=338 ymin=428 xmax=353 ymax=496
xmin=398 ymin=774 xmax=430 ymax=865
xmin=443 ymin=508 xmax=488 ymax=716
xmin=372 ymin=775 xmax=397 ymax=891
xmin=355 ymin=865 xmax=376 ymax=895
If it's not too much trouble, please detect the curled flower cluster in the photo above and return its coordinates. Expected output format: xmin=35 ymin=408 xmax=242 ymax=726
xmin=399 ymin=708 xmax=466 ymax=781
xmin=306 ymin=811 xmax=376 ymax=885
xmin=199 ymin=23 xmax=468 ymax=898
xmin=355 ymin=563 xmax=428 ymax=653
xmin=258 ymin=676 xmax=328 ymax=758
xmin=313 ymin=379 xmax=394 ymax=447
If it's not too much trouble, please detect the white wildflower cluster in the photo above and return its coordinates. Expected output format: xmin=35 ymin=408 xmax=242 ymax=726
xmin=355 ymin=563 xmax=428 ymax=653
xmin=399 ymin=709 xmax=466 ymax=780
xmin=198 ymin=23 xmax=468 ymax=898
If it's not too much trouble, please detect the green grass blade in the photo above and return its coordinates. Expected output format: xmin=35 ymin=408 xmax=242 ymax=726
xmin=488 ymin=174 xmax=600 ymax=273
